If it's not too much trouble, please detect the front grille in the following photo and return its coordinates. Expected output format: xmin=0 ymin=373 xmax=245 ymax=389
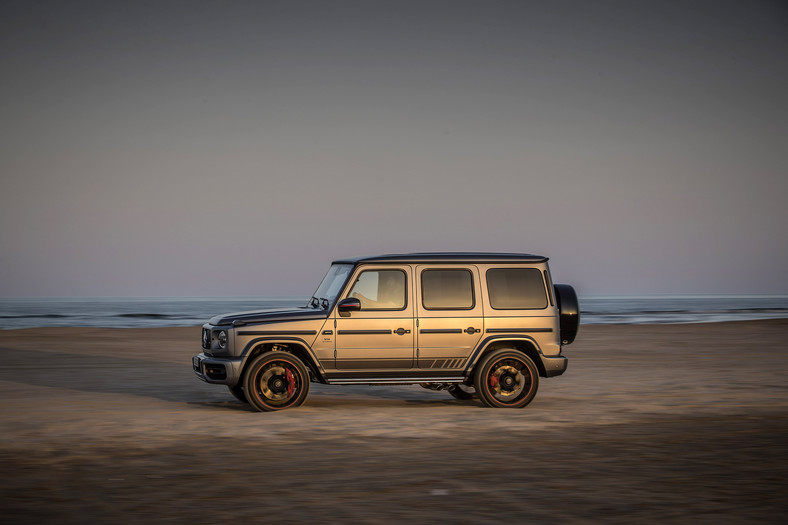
xmin=202 ymin=328 xmax=211 ymax=349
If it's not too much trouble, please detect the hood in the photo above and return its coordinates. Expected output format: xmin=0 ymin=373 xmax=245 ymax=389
xmin=209 ymin=307 xmax=328 ymax=326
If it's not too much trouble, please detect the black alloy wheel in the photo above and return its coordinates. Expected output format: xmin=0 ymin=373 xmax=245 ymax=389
xmin=244 ymin=352 xmax=310 ymax=412
xmin=474 ymin=349 xmax=539 ymax=408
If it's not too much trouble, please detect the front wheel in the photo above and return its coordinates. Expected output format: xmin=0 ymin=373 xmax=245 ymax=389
xmin=244 ymin=352 xmax=310 ymax=412
xmin=474 ymin=349 xmax=539 ymax=408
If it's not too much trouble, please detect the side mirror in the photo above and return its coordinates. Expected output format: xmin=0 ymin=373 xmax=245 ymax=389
xmin=337 ymin=297 xmax=361 ymax=317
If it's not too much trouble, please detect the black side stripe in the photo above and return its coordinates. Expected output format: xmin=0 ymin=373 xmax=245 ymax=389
xmin=485 ymin=328 xmax=553 ymax=333
xmin=238 ymin=330 xmax=318 ymax=336
xmin=337 ymin=330 xmax=392 ymax=335
xmin=420 ymin=329 xmax=463 ymax=334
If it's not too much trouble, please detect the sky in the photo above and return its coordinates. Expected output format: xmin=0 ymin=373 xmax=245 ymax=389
xmin=1 ymin=0 xmax=787 ymax=297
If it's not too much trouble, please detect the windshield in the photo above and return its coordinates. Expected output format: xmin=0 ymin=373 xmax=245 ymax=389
xmin=309 ymin=263 xmax=353 ymax=308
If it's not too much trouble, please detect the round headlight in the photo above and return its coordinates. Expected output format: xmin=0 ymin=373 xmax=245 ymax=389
xmin=217 ymin=330 xmax=228 ymax=349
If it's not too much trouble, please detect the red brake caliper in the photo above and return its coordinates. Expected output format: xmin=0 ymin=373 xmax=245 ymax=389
xmin=489 ymin=372 xmax=499 ymax=389
xmin=285 ymin=368 xmax=295 ymax=396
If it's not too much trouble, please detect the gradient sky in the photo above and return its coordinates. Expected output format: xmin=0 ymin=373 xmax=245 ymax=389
xmin=1 ymin=0 xmax=787 ymax=297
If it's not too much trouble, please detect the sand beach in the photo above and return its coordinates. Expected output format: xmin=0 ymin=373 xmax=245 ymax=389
xmin=1 ymin=320 xmax=786 ymax=522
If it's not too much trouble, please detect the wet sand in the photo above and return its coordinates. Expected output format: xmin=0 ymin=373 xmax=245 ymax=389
xmin=1 ymin=320 xmax=787 ymax=523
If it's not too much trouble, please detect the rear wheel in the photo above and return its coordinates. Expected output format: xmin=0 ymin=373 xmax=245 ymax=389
xmin=227 ymin=385 xmax=248 ymax=403
xmin=244 ymin=352 xmax=310 ymax=412
xmin=474 ymin=349 xmax=539 ymax=408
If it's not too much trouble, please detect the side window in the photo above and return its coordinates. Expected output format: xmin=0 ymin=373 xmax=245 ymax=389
xmin=486 ymin=268 xmax=548 ymax=309
xmin=347 ymin=270 xmax=406 ymax=310
xmin=421 ymin=269 xmax=474 ymax=310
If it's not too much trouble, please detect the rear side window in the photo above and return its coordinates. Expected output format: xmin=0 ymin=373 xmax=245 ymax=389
xmin=486 ymin=268 xmax=547 ymax=309
xmin=421 ymin=269 xmax=474 ymax=310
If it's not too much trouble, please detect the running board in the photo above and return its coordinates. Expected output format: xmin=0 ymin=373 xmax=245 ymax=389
xmin=327 ymin=377 xmax=465 ymax=385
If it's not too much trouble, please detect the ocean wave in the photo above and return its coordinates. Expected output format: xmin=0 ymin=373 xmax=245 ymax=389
xmin=116 ymin=313 xmax=178 ymax=319
xmin=583 ymin=307 xmax=788 ymax=317
xmin=0 ymin=296 xmax=787 ymax=329
xmin=0 ymin=314 xmax=71 ymax=319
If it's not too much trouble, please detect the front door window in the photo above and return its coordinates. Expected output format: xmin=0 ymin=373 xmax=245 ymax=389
xmin=348 ymin=270 xmax=406 ymax=310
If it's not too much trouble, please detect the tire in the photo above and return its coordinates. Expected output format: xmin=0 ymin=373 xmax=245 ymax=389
xmin=227 ymin=385 xmax=248 ymax=404
xmin=244 ymin=352 xmax=311 ymax=412
xmin=447 ymin=384 xmax=476 ymax=400
xmin=474 ymin=349 xmax=539 ymax=408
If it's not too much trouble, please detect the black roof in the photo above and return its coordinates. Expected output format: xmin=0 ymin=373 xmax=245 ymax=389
xmin=332 ymin=252 xmax=548 ymax=264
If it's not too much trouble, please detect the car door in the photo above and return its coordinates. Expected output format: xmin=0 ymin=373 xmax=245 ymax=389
xmin=334 ymin=265 xmax=414 ymax=370
xmin=415 ymin=265 xmax=484 ymax=369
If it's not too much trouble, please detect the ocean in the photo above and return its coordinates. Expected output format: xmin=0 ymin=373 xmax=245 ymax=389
xmin=1 ymin=295 xmax=787 ymax=330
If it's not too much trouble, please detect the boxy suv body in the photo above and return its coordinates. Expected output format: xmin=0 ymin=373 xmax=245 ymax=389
xmin=193 ymin=253 xmax=579 ymax=411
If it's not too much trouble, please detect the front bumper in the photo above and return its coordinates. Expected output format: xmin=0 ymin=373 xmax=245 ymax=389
xmin=193 ymin=353 xmax=243 ymax=385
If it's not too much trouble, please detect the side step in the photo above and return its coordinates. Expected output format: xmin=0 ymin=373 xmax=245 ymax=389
xmin=327 ymin=376 xmax=465 ymax=385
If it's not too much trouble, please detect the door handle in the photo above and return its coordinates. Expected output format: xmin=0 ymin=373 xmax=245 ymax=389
xmin=465 ymin=327 xmax=480 ymax=335
xmin=395 ymin=328 xmax=411 ymax=336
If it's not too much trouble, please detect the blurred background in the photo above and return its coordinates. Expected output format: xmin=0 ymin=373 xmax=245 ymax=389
xmin=1 ymin=0 xmax=787 ymax=298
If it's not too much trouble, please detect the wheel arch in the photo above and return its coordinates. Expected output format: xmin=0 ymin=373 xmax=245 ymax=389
xmin=240 ymin=337 xmax=327 ymax=384
xmin=464 ymin=336 xmax=547 ymax=378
